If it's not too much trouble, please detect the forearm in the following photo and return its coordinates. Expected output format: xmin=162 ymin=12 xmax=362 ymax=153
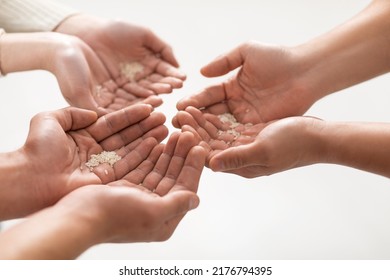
xmin=295 ymin=0 xmax=390 ymax=100
xmin=318 ymin=121 xmax=390 ymax=178
xmin=0 ymin=32 xmax=70 ymax=75
xmin=0 ymin=204 xmax=102 ymax=259
xmin=0 ymin=0 xmax=77 ymax=33
xmin=0 ymin=150 xmax=37 ymax=220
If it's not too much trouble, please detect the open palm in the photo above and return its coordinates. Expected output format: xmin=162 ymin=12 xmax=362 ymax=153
xmin=176 ymin=42 xmax=316 ymax=125
xmin=21 ymin=104 xmax=167 ymax=213
xmin=56 ymin=15 xmax=186 ymax=108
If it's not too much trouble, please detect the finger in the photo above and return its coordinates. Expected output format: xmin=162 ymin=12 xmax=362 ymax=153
xmin=44 ymin=107 xmax=98 ymax=131
xmin=114 ymin=137 xmax=159 ymax=179
xmin=176 ymin=84 xmax=226 ymax=111
xmin=142 ymin=96 xmax=163 ymax=108
xmin=138 ymin=79 xmax=173 ymax=94
xmin=181 ymin=125 xmax=203 ymax=143
xmin=201 ymin=44 xmax=245 ymax=77
xmin=86 ymin=104 xmax=153 ymax=142
xmin=175 ymin=111 xmax=211 ymax=141
xmin=142 ymin=132 xmax=180 ymax=191
xmin=201 ymin=102 xmax=230 ymax=115
xmin=122 ymin=144 xmax=164 ymax=184
xmin=102 ymin=80 xmax=119 ymax=93
xmin=209 ymin=143 xmax=259 ymax=172
xmin=170 ymin=146 xmax=206 ymax=194
xmin=122 ymin=83 xmax=154 ymax=98
xmin=219 ymin=166 xmax=267 ymax=178
xmin=99 ymin=111 xmax=166 ymax=150
xmin=154 ymin=132 xmax=199 ymax=196
xmin=67 ymin=87 xmax=103 ymax=114
xmin=144 ymin=30 xmax=180 ymax=68
xmin=146 ymin=74 xmax=184 ymax=89
xmin=185 ymin=107 xmax=220 ymax=138
xmin=171 ymin=115 xmax=180 ymax=128
xmin=161 ymin=191 xmax=200 ymax=218
xmin=155 ymin=60 xmax=186 ymax=80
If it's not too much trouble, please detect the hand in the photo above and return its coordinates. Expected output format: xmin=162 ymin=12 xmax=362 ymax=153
xmin=0 ymin=132 xmax=206 ymax=259
xmin=176 ymin=106 xmax=323 ymax=178
xmin=57 ymin=131 xmax=206 ymax=245
xmin=56 ymin=15 xmax=186 ymax=107
xmin=0 ymin=32 xmax=125 ymax=115
xmin=175 ymin=41 xmax=316 ymax=125
xmin=8 ymin=104 xmax=167 ymax=218
xmin=49 ymin=34 xmax=165 ymax=114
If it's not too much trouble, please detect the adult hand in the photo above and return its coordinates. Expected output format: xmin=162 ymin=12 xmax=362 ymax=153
xmin=2 ymin=104 xmax=167 ymax=219
xmin=0 ymin=132 xmax=206 ymax=259
xmin=59 ymin=131 xmax=206 ymax=246
xmin=176 ymin=106 xmax=323 ymax=178
xmin=0 ymin=32 xmax=159 ymax=115
xmin=175 ymin=41 xmax=316 ymax=126
xmin=56 ymin=15 xmax=186 ymax=107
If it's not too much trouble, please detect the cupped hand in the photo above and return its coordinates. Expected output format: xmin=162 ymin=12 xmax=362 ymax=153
xmin=176 ymin=106 xmax=324 ymax=178
xmin=47 ymin=34 xmax=164 ymax=114
xmin=56 ymin=15 xmax=186 ymax=106
xmin=20 ymin=104 xmax=168 ymax=214
xmin=57 ymin=132 xmax=206 ymax=243
xmin=175 ymin=41 xmax=316 ymax=125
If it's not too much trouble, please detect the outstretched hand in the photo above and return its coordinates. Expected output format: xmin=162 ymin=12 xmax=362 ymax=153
xmin=56 ymin=14 xmax=186 ymax=111
xmin=58 ymin=131 xmax=206 ymax=245
xmin=175 ymin=106 xmax=323 ymax=178
xmin=175 ymin=41 xmax=316 ymax=126
xmin=0 ymin=132 xmax=206 ymax=259
xmin=13 ymin=104 xmax=167 ymax=218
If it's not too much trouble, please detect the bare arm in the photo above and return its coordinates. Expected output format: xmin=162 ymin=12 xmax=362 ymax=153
xmin=210 ymin=119 xmax=390 ymax=178
xmin=295 ymin=0 xmax=390 ymax=100
xmin=177 ymin=107 xmax=390 ymax=178
xmin=175 ymin=0 xmax=390 ymax=125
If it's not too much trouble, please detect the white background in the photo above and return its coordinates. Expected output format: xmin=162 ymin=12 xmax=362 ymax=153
xmin=1 ymin=0 xmax=390 ymax=260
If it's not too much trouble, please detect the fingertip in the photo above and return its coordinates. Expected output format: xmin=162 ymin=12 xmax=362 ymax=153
xmin=188 ymin=194 xmax=200 ymax=211
xmin=176 ymin=97 xmax=188 ymax=111
xmin=190 ymin=145 xmax=207 ymax=163
xmin=200 ymin=64 xmax=212 ymax=77
xmin=172 ymin=115 xmax=180 ymax=128
xmin=209 ymin=156 xmax=225 ymax=172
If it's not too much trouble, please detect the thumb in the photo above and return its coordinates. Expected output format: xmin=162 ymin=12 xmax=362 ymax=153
xmin=200 ymin=44 xmax=246 ymax=77
xmin=209 ymin=144 xmax=258 ymax=172
xmin=162 ymin=191 xmax=200 ymax=219
xmin=52 ymin=107 xmax=98 ymax=131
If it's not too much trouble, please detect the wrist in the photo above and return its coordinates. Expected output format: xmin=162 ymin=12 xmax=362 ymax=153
xmin=298 ymin=118 xmax=329 ymax=165
xmin=55 ymin=14 xmax=105 ymax=42
xmin=0 ymin=149 xmax=34 ymax=220
xmin=54 ymin=186 xmax=110 ymax=245
xmin=0 ymin=32 xmax=75 ymax=74
xmin=0 ymin=202 xmax=103 ymax=259
xmin=51 ymin=201 xmax=104 ymax=257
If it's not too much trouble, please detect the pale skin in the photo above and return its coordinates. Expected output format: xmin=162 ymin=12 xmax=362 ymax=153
xmin=0 ymin=132 xmax=206 ymax=260
xmin=55 ymin=14 xmax=186 ymax=111
xmin=0 ymin=15 xmax=185 ymax=114
xmin=0 ymin=104 xmax=168 ymax=220
xmin=174 ymin=0 xmax=390 ymax=178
